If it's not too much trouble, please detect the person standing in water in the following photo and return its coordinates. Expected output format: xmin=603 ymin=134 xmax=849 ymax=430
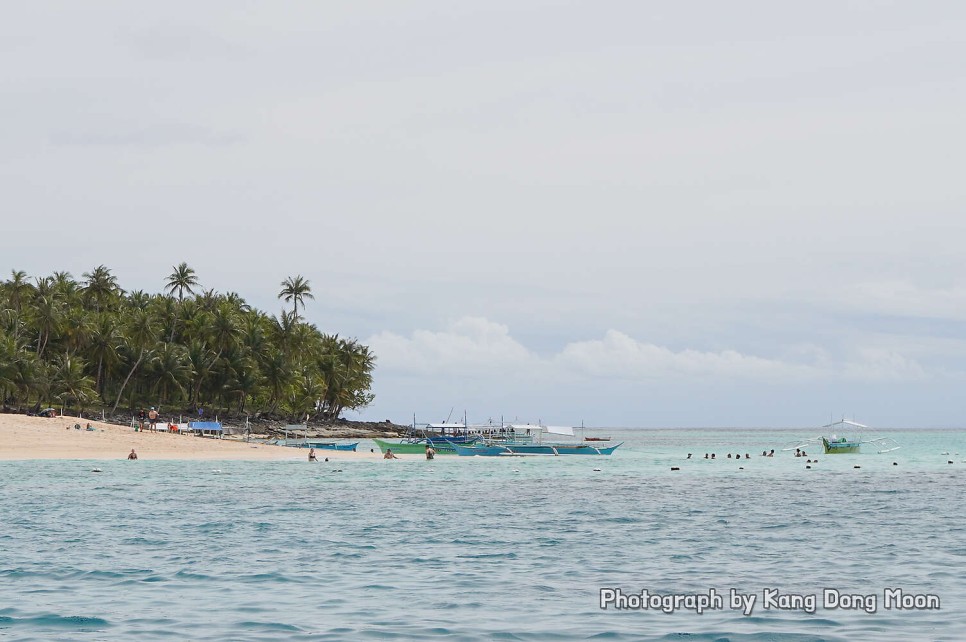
xmin=127 ymin=449 xmax=138 ymax=460
xmin=425 ymin=445 xmax=436 ymax=460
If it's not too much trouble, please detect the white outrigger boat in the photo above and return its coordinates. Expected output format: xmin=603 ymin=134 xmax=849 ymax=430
xmin=782 ymin=419 xmax=900 ymax=455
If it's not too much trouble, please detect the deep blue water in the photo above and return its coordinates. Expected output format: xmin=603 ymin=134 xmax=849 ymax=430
xmin=1 ymin=427 xmax=965 ymax=641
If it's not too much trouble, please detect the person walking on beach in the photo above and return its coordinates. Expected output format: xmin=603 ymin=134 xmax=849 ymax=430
xmin=384 ymin=449 xmax=399 ymax=459
xmin=425 ymin=445 xmax=436 ymax=460
xmin=127 ymin=449 xmax=138 ymax=460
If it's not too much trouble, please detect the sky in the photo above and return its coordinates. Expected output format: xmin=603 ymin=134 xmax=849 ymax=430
xmin=3 ymin=2 xmax=966 ymax=427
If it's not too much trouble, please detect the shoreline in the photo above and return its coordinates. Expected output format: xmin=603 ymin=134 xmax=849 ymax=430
xmin=0 ymin=414 xmax=414 ymax=461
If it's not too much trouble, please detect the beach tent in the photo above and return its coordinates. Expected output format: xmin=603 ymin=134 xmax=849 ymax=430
xmin=187 ymin=421 xmax=223 ymax=438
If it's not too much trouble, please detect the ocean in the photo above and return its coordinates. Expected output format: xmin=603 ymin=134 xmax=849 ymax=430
xmin=1 ymin=427 xmax=964 ymax=641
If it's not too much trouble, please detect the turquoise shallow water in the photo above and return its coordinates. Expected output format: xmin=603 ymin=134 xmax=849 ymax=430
xmin=1 ymin=427 xmax=965 ymax=641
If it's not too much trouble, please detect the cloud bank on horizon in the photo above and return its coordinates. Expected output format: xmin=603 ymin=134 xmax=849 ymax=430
xmin=3 ymin=2 xmax=966 ymax=426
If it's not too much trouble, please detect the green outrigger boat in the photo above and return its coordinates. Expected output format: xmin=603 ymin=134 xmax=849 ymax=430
xmin=821 ymin=436 xmax=862 ymax=454
xmin=783 ymin=419 xmax=900 ymax=455
xmin=372 ymin=436 xmax=478 ymax=455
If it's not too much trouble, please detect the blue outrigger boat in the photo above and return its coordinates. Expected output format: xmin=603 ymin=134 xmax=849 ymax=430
xmin=451 ymin=441 xmax=622 ymax=456
xmin=306 ymin=442 xmax=359 ymax=452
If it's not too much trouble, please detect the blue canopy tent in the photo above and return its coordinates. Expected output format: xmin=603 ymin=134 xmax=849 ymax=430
xmin=187 ymin=421 xmax=223 ymax=438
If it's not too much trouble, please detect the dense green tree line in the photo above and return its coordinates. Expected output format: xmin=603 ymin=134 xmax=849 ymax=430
xmin=0 ymin=265 xmax=375 ymax=420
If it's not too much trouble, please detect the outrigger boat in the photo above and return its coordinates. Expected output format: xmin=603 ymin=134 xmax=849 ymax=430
xmin=452 ymin=424 xmax=621 ymax=456
xmin=452 ymin=442 xmax=622 ymax=456
xmin=372 ymin=422 xmax=481 ymax=455
xmin=450 ymin=441 xmax=622 ymax=456
xmin=782 ymin=419 xmax=900 ymax=455
xmin=305 ymin=442 xmax=359 ymax=452
xmin=372 ymin=436 xmax=477 ymax=455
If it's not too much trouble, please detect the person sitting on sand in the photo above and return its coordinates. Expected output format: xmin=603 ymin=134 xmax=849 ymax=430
xmin=308 ymin=448 xmax=317 ymax=462
xmin=127 ymin=449 xmax=138 ymax=460
xmin=384 ymin=449 xmax=399 ymax=459
xmin=425 ymin=445 xmax=436 ymax=460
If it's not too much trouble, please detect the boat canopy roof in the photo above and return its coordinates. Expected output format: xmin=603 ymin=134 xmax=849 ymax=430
xmin=428 ymin=423 xmax=465 ymax=429
xmin=822 ymin=419 xmax=868 ymax=430
xmin=545 ymin=425 xmax=575 ymax=436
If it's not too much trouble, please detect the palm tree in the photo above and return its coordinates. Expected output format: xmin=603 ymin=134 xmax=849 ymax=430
xmin=112 ymin=309 xmax=158 ymax=412
xmin=164 ymin=263 xmax=200 ymax=342
xmin=82 ymin=265 xmax=121 ymax=312
xmin=165 ymin=263 xmax=200 ymax=302
xmin=5 ymin=270 xmax=34 ymax=322
xmin=0 ymin=331 xmax=18 ymax=407
xmin=50 ymin=353 xmax=98 ymax=414
xmin=86 ymin=314 xmax=121 ymax=398
xmin=1 ymin=271 xmax=32 ymax=346
xmin=149 ymin=344 xmax=191 ymax=405
xmin=30 ymin=293 xmax=63 ymax=358
xmin=278 ymin=275 xmax=314 ymax=318
xmin=209 ymin=301 xmax=240 ymax=360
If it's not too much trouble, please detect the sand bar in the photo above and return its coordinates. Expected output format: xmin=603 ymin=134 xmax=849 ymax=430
xmin=0 ymin=414 xmax=401 ymax=461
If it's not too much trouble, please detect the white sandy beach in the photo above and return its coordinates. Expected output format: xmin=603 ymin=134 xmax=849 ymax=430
xmin=0 ymin=414 xmax=400 ymax=461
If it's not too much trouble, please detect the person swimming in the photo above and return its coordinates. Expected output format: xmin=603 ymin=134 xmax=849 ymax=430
xmin=384 ymin=449 xmax=399 ymax=460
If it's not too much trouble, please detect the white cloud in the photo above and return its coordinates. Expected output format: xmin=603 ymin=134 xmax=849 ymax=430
xmin=835 ymin=281 xmax=966 ymax=321
xmin=368 ymin=317 xmax=927 ymax=384
xmin=555 ymin=330 xmax=815 ymax=381
xmin=367 ymin=317 xmax=535 ymax=375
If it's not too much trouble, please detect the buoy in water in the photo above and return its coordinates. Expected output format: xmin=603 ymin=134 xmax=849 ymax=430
xmin=670 ymin=467 xmax=680 ymax=471
xmin=805 ymin=465 xmax=811 ymax=469
xmin=893 ymin=462 xmax=898 ymax=466
xmin=853 ymin=465 xmax=861 ymax=469
xmin=948 ymin=460 xmax=954 ymax=464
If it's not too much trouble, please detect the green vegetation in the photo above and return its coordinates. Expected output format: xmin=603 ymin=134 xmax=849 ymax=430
xmin=0 ymin=266 xmax=375 ymax=420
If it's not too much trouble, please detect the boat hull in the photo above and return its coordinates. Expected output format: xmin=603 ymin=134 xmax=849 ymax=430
xmin=306 ymin=442 xmax=359 ymax=451
xmin=372 ymin=438 xmax=462 ymax=455
xmin=822 ymin=437 xmax=861 ymax=454
xmin=453 ymin=442 xmax=623 ymax=456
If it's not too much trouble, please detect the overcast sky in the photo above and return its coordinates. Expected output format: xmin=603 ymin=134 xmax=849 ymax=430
xmin=4 ymin=2 xmax=966 ymax=427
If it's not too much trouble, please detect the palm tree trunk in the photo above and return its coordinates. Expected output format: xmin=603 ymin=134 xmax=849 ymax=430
xmin=112 ymin=349 xmax=144 ymax=413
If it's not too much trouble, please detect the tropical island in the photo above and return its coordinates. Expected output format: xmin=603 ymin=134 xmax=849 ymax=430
xmin=0 ymin=264 xmax=407 ymax=439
